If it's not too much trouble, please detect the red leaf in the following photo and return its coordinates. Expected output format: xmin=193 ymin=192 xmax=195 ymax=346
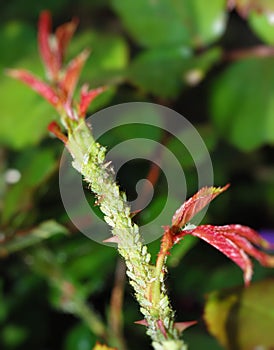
xmin=59 ymin=49 xmax=90 ymax=100
xmin=181 ymin=225 xmax=253 ymax=285
xmin=38 ymin=11 xmax=59 ymax=81
xmin=48 ymin=121 xmax=68 ymax=143
xmin=179 ymin=224 xmax=274 ymax=285
xmin=78 ymin=84 xmax=106 ymax=118
xmin=38 ymin=12 xmax=78 ymax=82
xmin=55 ymin=17 xmax=78 ymax=64
xmin=214 ymin=224 xmax=272 ymax=249
xmin=172 ymin=184 xmax=230 ymax=228
xmin=220 ymin=229 xmax=274 ymax=267
xmin=7 ymin=69 xmax=59 ymax=107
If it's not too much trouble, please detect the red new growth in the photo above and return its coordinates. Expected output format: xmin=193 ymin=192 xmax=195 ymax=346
xmin=38 ymin=10 xmax=78 ymax=82
xmin=48 ymin=121 xmax=68 ymax=144
xmin=7 ymin=10 xmax=105 ymax=122
xmin=172 ymin=184 xmax=230 ymax=229
xmin=6 ymin=69 xmax=60 ymax=107
xmin=160 ymin=185 xmax=274 ymax=285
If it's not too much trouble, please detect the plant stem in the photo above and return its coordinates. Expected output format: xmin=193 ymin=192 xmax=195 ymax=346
xmin=109 ymin=258 xmax=127 ymax=350
xmin=0 ymin=220 xmax=68 ymax=257
xmin=24 ymin=247 xmax=108 ymax=340
xmin=66 ymin=118 xmax=187 ymax=349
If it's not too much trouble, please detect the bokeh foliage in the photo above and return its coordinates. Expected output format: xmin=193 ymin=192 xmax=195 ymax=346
xmin=0 ymin=1 xmax=274 ymax=349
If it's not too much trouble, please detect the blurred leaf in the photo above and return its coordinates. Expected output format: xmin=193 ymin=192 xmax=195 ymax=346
xmin=0 ymin=221 xmax=68 ymax=256
xmin=0 ymin=22 xmax=36 ymax=68
xmin=210 ymin=57 xmax=274 ymax=150
xmin=64 ymin=323 xmax=96 ymax=350
xmin=129 ymin=47 xmax=221 ymax=98
xmin=129 ymin=46 xmax=192 ymax=98
xmin=93 ymin=343 xmax=116 ymax=350
xmin=1 ymin=148 xmax=57 ymax=225
xmin=1 ymin=324 xmax=28 ymax=348
xmin=183 ymin=328 xmax=223 ymax=350
xmin=0 ymin=21 xmax=55 ymax=150
xmin=111 ymin=0 xmax=227 ymax=48
xmin=204 ymin=278 xmax=274 ymax=350
xmin=0 ymin=74 xmax=56 ymax=150
xmin=248 ymin=11 xmax=274 ymax=45
xmin=69 ymin=30 xmax=128 ymax=86
xmin=68 ymin=30 xmax=128 ymax=112
xmin=183 ymin=47 xmax=222 ymax=86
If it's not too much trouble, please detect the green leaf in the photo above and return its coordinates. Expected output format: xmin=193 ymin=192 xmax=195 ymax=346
xmin=183 ymin=47 xmax=222 ymax=86
xmin=68 ymin=30 xmax=128 ymax=112
xmin=183 ymin=328 xmax=223 ymax=350
xmin=111 ymin=0 xmax=227 ymax=48
xmin=129 ymin=46 xmax=192 ymax=98
xmin=0 ymin=22 xmax=55 ymax=150
xmin=248 ymin=11 xmax=274 ymax=45
xmin=0 ymin=22 xmax=36 ymax=69
xmin=204 ymin=278 xmax=274 ymax=350
xmin=129 ymin=47 xmax=221 ymax=98
xmin=210 ymin=57 xmax=274 ymax=150
xmin=69 ymin=30 xmax=128 ymax=87
xmin=0 ymin=74 xmax=56 ymax=150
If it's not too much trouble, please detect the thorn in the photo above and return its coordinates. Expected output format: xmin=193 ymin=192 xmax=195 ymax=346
xmin=103 ymin=236 xmax=119 ymax=244
xmin=103 ymin=161 xmax=112 ymax=169
xmin=174 ymin=320 xmax=197 ymax=333
xmin=134 ymin=319 xmax=148 ymax=326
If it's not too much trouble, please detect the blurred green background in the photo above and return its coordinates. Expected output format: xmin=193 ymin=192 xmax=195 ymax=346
xmin=1 ymin=1 xmax=274 ymax=349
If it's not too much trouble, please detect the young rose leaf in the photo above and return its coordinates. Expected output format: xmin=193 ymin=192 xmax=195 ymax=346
xmin=78 ymin=84 xmax=106 ymax=118
xmin=38 ymin=11 xmax=78 ymax=82
xmin=172 ymin=184 xmax=229 ymax=228
xmin=38 ymin=10 xmax=59 ymax=81
xmin=223 ymin=232 xmax=274 ymax=267
xmin=55 ymin=17 xmax=78 ymax=65
xmin=178 ymin=224 xmax=274 ymax=285
xmin=180 ymin=225 xmax=253 ymax=285
xmin=48 ymin=121 xmax=68 ymax=144
xmin=6 ymin=69 xmax=59 ymax=107
xmin=60 ymin=49 xmax=90 ymax=100
xmin=221 ymin=224 xmax=273 ymax=249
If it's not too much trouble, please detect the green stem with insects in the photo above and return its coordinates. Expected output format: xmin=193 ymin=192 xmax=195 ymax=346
xmin=64 ymin=117 xmax=187 ymax=350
